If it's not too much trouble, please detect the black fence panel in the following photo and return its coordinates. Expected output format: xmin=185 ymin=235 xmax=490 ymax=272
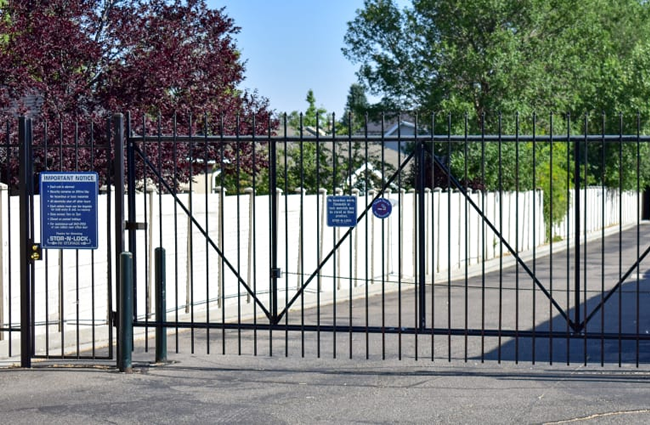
xmin=123 ymin=112 xmax=650 ymax=366
xmin=5 ymin=111 xmax=649 ymax=366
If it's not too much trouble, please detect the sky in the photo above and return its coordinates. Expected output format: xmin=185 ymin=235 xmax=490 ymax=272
xmin=207 ymin=0 xmax=377 ymax=117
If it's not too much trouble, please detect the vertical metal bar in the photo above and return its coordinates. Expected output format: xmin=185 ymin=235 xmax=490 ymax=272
xmin=283 ymin=115 xmax=289 ymax=357
xmin=75 ymin=121 xmax=81 ymax=357
xmin=28 ymin=119 xmax=35 ymax=360
xmin=380 ymin=114 xmax=386 ymax=360
xmin=102 ymin=117 xmax=113 ymax=359
xmin=219 ymin=115 xmax=226 ymax=353
xmin=480 ymin=112 xmax=486 ymax=362
xmin=298 ymin=131 xmax=306 ymax=355
xmin=549 ymin=112 xmax=555 ymax=364
xmin=446 ymin=113 xmax=452 ymax=362
xmin=331 ymin=114 xmax=338 ymax=359
xmin=347 ymin=116 xmax=353 ymax=360
xmin=270 ymin=116 xmax=278 ymax=327
xmin=19 ymin=116 xmax=33 ymax=368
xmin=118 ymin=252 xmax=133 ymax=373
xmin=113 ymin=114 xmax=125 ymax=361
xmin=582 ymin=113 xmax=588 ymax=365
xmin=155 ymin=115 xmax=165 ymax=357
xmin=4 ymin=120 xmax=12 ymax=354
xmin=618 ymin=113 xmax=623 ymax=366
xmin=155 ymin=247 xmax=167 ymax=363
xmin=497 ymin=112 xmax=503 ymax=363
xmin=251 ymin=115 xmax=260 ymax=355
xmin=364 ymin=114 xmax=370 ymax=360
xmin=600 ymin=112 xmax=606 ymax=366
xmin=515 ymin=112 xmax=520 ymax=364
xmin=463 ymin=113 xmax=468 ymax=362
xmin=531 ymin=112 xmax=537 ymax=365
xmin=142 ymin=116 xmax=150 ymax=351
xmin=42 ymin=121 xmax=50 ymax=356
xmin=430 ymin=112 xmax=436 ymax=361
xmin=188 ymin=115 xmax=195 ymax=354
xmin=172 ymin=114 xmax=179 ymax=353
xmin=236 ymin=115 xmax=243 ymax=355
xmin=574 ymin=112 xmax=582 ymax=334
xmin=315 ymin=115 xmax=322 ymax=358
xmin=418 ymin=119 xmax=426 ymax=332
xmin=90 ymin=120 xmax=97 ymax=358
xmin=126 ymin=113 xmax=137 ymax=320
xmin=204 ymin=115 xmax=211 ymax=355
xmin=636 ymin=112 xmax=641 ymax=367
xmin=58 ymin=121 xmax=64 ymax=352
xmin=566 ymin=113 xmax=572 ymax=365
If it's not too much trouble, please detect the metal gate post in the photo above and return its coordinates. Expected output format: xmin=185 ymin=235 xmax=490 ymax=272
xmin=155 ymin=247 xmax=167 ymax=363
xmin=18 ymin=117 xmax=33 ymax=368
xmin=113 ymin=113 xmax=125 ymax=328
xmin=118 ymin=252 xmax=133 ymax=372
xmin=269 ymin=135 xmax=279 ymax=323
xmin=114 ymin=114 xmax=125 ymax=269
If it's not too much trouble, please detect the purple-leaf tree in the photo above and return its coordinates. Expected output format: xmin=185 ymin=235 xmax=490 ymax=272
xmin=0 ymin=0 xmax=275 ymax=190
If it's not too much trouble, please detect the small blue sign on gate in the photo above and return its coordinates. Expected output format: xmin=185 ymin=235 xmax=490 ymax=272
xmin=372 ymin=198 xmax=392 ymax=219
xmin=326 ymin=196 xmax=357 ymax=227
xmin=40 ymin=172 xmax=99 ymax=250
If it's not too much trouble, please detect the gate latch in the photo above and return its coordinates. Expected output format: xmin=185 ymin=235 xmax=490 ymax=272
xmin=271 ymin=268 xmax=282 ymax=279
xmin=30 ymin=243 xmax=42 ymax=262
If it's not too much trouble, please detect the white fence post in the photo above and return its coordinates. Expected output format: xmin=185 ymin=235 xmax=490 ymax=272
xmin=245 ymin=187 xmax=255 ymax=303
xmin=318 ymin=188 xmax=327 ymax=292
xmin=368 ymin=190 xmax=376 ymax=283
xmin=215 ymin=186 xmax=226 ymax=308
xmin=146 ymin=185 xmax=155 ymax=317
xmin=294 ymin=187 xmax=306 ymax=291
xmin=352 ymin=188 xmax=360 ymax=287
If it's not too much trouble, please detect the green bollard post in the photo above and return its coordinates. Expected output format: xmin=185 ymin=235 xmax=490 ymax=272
xmin=155 ymin=247 xmax=167 ymax=363
xmin=118 ymin=252 xmax=133 ymax=373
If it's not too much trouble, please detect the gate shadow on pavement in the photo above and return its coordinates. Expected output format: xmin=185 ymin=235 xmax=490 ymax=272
xmin=480 ymin=270 xmax=650 ymax=365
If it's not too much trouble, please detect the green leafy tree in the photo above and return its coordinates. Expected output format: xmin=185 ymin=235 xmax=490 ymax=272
xmin=344 ymin=0 xmax=650 ymax=233
xmin=343 ymin=0 xmax=650 ymax=131
xmin=287 ymin=89 xmax=330 ymax=131
xmin=338 ymin=83 xmax=369 ymax=134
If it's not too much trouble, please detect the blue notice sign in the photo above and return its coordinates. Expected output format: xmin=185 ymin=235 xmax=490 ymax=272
xmin=327 ymin=196 xmax=357 ymax=227
xmin=40 ymin=172 xmax=99 ymax=249
xmin=372 ymin=198 xmax=392 ymax=219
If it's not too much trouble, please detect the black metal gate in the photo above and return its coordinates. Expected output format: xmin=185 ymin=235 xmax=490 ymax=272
xmin=6 ymin=112 xmax=649 ymax=367
xmin=121 ymin=112 xmax=650 ymax=365
xmin=5 ymin=116 xmax=117 ymax=366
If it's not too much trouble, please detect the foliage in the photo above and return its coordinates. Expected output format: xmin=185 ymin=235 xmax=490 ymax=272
xmin=343 ymin=0 xmax=650 ymax=130
xmin=338 ymin=83 xmax=369 ymax=134
xmin=344 ymin=1 xmax=650 ymax=236
xmin=229 ymin=89 xmax=396 ymax=196
xmin=287 ymin=89 xmax=329 ymax=132
xmin=0 ymin=0 xmax=275 ymax=189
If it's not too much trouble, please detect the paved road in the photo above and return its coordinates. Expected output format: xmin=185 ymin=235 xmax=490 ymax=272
xmin=1 ymin=354 xmax=650 ymax=424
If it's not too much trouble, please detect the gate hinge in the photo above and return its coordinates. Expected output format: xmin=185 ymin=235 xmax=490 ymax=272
xmin=125 ymin=221 xmax=147 ymax=231
xmin=271 ymin=268 xmax=282 ymax=279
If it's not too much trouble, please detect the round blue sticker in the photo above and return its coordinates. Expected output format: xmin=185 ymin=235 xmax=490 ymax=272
xmin=372 ymin=198 xmax=392 ymax=219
